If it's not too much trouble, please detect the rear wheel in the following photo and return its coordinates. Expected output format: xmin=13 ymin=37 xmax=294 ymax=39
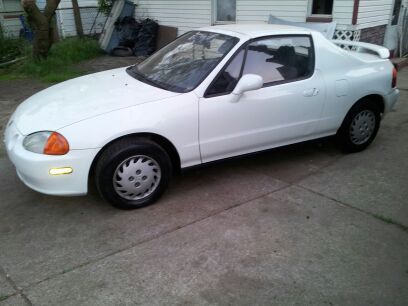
xmin=337 ymin=100 xmax=381 ymax=153
xmin=95 ymin=138 xmax=172 ymax=209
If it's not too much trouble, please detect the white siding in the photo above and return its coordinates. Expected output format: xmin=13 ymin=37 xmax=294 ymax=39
xmin=132 ymin=0 xmax=396 ymax=34
xmin=56 ymin=0 xmax=105 ymax=38
xmin=0 ymin=0 xmax=103 ymax=38
xmin=0 ymin=0 xmax=21 ymax=11
xmin=357 ymin=0 xmax=394 ymax=29
xmin=236 ymin=0 xmax=359 ymax=29
xmin=236 ymin=0 xmax=308 ymax=23
xmin=332 ymin=0 xmax=354 ymax=28
xmin=0 ymin=16 xmax=20 ymax=36
xmin=133 ymin=0 xmax=357 ymax=34
xmin=58 ymin=0 xmax=99 ymax=9
xmin=0 ymin=0 xmax=23 ymax=36
xmin=56 ymin=7 xmax=106 ymax=37
xmin=134 ymin=0 xmax=212 ymax=35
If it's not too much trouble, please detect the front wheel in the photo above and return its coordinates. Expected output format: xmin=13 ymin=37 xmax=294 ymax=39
xmin=337 ymin=100 xmax=381 ymax=153
xmin=95 ymin=138 xmax=172 ymax=209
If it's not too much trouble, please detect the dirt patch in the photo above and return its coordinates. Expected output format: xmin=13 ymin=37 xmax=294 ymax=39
xmin=76 ymin=55 xmax=144 ymax=74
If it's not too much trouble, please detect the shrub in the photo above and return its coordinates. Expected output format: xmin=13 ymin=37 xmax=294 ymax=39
xmin=0 ymin=28 xmax=28 ymax=64
xmin=0 ymin=37 xmax=102 ymax=82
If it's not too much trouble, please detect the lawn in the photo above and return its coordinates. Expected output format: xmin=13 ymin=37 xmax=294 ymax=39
xmin=0 ymin=36 xmax=103 ymax=83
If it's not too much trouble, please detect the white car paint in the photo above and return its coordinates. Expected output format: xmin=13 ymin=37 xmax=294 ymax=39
xmin=4 ymin=24 xmax=399 ymax=196
xmin=11 ymin=68 xmax=181 ymax=135
xmin=199 ymin=69 xmax=327 ymax=163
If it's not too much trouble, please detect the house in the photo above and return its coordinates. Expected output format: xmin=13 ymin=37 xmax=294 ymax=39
xmin=54 ymin=0 xmax=106 ymax=37
xmin=134 ymin=0 xmax=407 ymax=47
xmin=1 ymin=0 xmax=406 ymax=54
xmin=0 ymin=0 xmax=23 ymax=36
xmin=0 ymin=0 xmax=106 ymax=37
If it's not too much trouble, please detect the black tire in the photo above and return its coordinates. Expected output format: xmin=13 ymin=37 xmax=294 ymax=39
xmin=95 ymin=137 xmax=172 ymax=209
xmin=337 ymin=99 xmax=381 ymax=153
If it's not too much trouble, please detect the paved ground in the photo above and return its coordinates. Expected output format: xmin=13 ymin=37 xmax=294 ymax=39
xmin=0 ymin=57 xmax=407 ymax=305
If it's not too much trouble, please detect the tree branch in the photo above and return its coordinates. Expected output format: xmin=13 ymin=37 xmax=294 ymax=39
xmin=21 ymin=0 xmax=45 ymax=23
xmin=43 ymin=0 xmax=61 ymax=20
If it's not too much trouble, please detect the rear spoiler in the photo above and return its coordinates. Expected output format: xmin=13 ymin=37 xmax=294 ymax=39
xmin=331 ymin=40 xmax=390 ymax=59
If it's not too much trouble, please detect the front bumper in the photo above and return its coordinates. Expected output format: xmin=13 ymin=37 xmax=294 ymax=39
xmin=384 ymin=88 xmax=399 ymax=113
xmin=4 ymin=122 xmax=99 ymax=196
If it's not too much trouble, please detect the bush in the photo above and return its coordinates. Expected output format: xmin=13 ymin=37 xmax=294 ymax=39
xmin=98 ymin=0 xmax=113 ymax=15
xmin=0 ymin=29 xmax=28 ymax=64
xmin=0 ymin=37 xmax=102 ymax=82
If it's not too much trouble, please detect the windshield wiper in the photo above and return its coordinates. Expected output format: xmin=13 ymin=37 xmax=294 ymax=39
xmin=126 ymin=66 xmax=167 ymax=91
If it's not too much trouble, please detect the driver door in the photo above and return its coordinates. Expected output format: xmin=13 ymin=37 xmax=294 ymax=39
xmin=199 ymin=35 xmax=325 ymax=163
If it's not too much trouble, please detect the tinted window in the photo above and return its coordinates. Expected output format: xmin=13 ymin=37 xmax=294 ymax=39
xmin=206 ymin=49 xmax=245 ymax=96
xmin=243 ymin=36 xmax=314 ymax=85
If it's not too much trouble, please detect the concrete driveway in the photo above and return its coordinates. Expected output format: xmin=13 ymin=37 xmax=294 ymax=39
xmin=0 ymin=64 xmax=407 ymax=305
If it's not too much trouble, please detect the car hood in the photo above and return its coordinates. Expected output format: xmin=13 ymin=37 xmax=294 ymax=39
xmin=12 ymin=67 xmax=181 ymax=135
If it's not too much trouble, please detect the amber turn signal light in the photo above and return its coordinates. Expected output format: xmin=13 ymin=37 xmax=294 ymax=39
xmin=44 ymin=132 xmax=69 ymax=155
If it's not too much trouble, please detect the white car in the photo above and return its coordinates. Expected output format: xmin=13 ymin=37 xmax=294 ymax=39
xmin=4 ymin=24 xmax=399 ymax=209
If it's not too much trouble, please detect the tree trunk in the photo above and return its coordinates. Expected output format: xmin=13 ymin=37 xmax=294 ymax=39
xmin=71 ymin=0 xmax=83 ymax=37
xmin=22 ymin=0 xmax=61 ymax=60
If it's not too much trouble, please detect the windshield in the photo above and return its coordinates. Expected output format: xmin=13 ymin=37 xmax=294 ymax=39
xmin=127 ymin=31 xmax=239 ymax=93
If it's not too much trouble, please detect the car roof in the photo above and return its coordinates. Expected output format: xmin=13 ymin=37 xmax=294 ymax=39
xmin=197 ymin=24 xmax=313 ymax=39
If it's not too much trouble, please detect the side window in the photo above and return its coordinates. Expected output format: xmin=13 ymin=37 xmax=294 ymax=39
xmin=206 ymin=49 xmax=245 ymax=96
xmin=243 ymin=36 xmax=314 ymax=85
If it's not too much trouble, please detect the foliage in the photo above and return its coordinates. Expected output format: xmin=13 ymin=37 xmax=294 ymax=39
xmin=98 ymin=0 xmax=113 ymax=15
xmin=0 ymin=28 xmax=28 ymax=64
xmin=0 ymin=37 xmax=102 ymax=82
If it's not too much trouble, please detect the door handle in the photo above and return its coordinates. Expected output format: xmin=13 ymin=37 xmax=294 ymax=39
xmin=303 ymin=88 xmax=319 ymax=97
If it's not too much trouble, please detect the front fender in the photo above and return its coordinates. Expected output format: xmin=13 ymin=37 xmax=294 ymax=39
xmin=58 ymin=93 xmax=201 ymax=168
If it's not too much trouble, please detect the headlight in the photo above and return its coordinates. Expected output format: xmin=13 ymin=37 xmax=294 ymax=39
xmin=23 ymin=131 xmax=69 ymax=155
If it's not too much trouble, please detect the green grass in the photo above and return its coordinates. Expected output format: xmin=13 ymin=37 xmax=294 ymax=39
xmin=0 ymin=37 xmax=103 ymax=83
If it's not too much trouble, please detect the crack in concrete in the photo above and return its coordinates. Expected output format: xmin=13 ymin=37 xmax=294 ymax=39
xmin=18 ymin=184 xmax=291 ymax=292
xmin=0 ymin=266 xmax=33 ymax=305
xmin=11 ymin=144 xmax=352 ymax=295
xmin=297 ymin=185 xmax=408 ymax=233
xmin=235 ymin=142 xmax=408 ymax=231
xmin=238 ymin=144 xmax=408 ymax=233
xmin=13 ymin=145 xmax=348 ymax=293
xmin=6 ymin=126 xmax=407 ymax=299
xmin=9 ymin=168 xmax=408 ymax=304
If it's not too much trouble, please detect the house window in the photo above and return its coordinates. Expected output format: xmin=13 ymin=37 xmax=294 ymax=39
xmin=215 ymin=0 xmax=236 ymax=23
xmin=311 ymin=0 xmax=333 ymax=16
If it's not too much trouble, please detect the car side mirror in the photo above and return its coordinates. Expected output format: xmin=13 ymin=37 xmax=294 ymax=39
xmin=230 ymin=74 xmax=263 ymax=102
